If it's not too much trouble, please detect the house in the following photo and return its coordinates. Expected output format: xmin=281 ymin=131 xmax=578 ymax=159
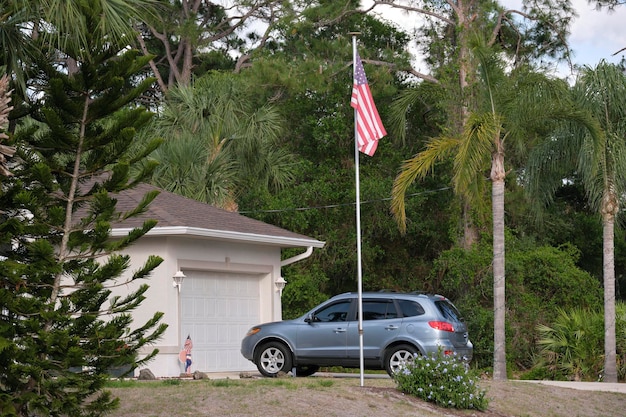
xmin=109 ymin=183 xmax=325 ymax=377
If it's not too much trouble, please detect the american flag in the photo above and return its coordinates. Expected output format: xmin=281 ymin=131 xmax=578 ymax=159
xmin=351 ymin=52 xmax=387 ymax=156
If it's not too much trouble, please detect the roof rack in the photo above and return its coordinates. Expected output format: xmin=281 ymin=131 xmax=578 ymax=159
xmin=342 ymin=290 xmax=437 ymax=297
xmin=375 ymin=289 xmax=431 ymax=295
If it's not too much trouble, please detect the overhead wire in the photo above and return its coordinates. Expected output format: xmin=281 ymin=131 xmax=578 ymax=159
xmin=238 ymin=186 xmax=452 ymax=215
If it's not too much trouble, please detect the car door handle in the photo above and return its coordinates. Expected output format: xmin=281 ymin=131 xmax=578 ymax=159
xmin=385 ymin=325 xmax=399 ymax=331
xmin=333 ymin=328 xmax=347 ymax=333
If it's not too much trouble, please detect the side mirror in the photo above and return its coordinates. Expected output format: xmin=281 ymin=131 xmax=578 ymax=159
xmin=304 ymin=313 xmax=316 ymax=324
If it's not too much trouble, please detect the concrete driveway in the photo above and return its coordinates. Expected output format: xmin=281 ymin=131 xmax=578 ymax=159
xmin=519 ymin=380 xmax=626 ymax=393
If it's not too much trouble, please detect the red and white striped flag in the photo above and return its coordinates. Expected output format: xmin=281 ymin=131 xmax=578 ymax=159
xmin=351 ymin=53 xmax=387 ymax=156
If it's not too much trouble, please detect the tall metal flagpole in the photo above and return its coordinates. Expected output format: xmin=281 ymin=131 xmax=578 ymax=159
xmin=351 ymin=33 xmax=365 ymax=388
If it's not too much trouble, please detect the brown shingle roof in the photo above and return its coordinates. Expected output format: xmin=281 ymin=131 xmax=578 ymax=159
xmin=110 ymin=183 xmax=324 ymax=248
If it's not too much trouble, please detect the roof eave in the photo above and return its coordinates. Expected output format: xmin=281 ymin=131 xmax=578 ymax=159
xmin=110 ymin=226 xmax=325 ymax=248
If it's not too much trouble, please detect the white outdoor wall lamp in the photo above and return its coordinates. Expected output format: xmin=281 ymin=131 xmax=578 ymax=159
xmin=172 ymin=270 xmax=186 ymax=292
xmin=275 ymin=276 xmax=287 ymax=295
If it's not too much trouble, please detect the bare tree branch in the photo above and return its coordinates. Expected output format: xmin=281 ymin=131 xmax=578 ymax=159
xmin=0 ymin=74 xmax=15 ymax=177
xmin=135 ymin=31 xmax=168 ymax=93
xmin=372 ymin=0 xmax=454 ymax=25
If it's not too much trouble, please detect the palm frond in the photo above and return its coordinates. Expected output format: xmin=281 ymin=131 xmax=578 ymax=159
xmin=453 ymin=112 xmax=500 ymax=199
xmin=391 ymin=135 xmax=460 ymax=232
xmin=39 ymin=0 xmax=157 ymax=52
xmin=387 ymin=88 xmax=423 ymax=145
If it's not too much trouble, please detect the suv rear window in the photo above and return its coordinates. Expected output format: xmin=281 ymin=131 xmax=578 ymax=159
xmin=397 ymin=299 xmax=425 ymax=317
xmin=435 ymin=300 xmax=463 ymax=322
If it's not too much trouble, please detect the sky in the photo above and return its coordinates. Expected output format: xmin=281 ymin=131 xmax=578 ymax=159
xmin=502 ymin=0 xmax=626 ymax=75
xmin=367 ymin=0 xmax=626 ymax=80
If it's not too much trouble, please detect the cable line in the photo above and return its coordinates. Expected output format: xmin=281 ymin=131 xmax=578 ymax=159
xmin=239 ymin=187 xmax=451 ymax=215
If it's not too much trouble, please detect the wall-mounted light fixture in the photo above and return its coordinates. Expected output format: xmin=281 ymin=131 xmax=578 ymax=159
xmin=275 ymin=276 xmax=287 ymax=295
xmin=172 ymin=270 xmax=186 ymax=292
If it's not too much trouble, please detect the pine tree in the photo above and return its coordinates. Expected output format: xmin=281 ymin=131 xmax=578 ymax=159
xmin=0 ymin=5 xmax=166 ymax=416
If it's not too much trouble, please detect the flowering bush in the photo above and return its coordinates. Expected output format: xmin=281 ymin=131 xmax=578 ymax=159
xmin=392 ymin=352 xmax=488 ymax=410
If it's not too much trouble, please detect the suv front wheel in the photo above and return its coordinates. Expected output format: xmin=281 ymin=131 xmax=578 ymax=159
xmin=384 ymin=344 xmax=418 ymax=376
xmin=255 ymin=341 xmax=293 ymax=377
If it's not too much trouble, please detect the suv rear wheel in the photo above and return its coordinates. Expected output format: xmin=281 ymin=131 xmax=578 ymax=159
xmin=255 ymin=341 xmax=293 ymax=377
xmin=384 ymin=344 xmax=418 ymax=376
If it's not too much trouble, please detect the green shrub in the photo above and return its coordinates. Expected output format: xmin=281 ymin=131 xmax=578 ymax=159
xmin=392 ymin=353 xmax=488 ymax=410
xmin=430 ymin=236 xmax=602 ymax=372
xmin=534 ymin=303 xmax=626 ymax=381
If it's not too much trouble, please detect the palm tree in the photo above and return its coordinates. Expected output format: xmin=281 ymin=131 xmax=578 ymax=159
xmin=37 ymin=0 xmax=154 ymax=43
xmin=145 ymin=72 xmax=295 ymax=210
xmin=390 ymin=40 xmax=599 ymax=380
xmin=526 ymin=61 xmax=626 ymax=382
xmin=1 ymin=0 xmax=157 ymax=83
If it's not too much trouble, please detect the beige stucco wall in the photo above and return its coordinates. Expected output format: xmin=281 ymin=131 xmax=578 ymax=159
xmin=111 ymin=235 xmax=284 ymax=377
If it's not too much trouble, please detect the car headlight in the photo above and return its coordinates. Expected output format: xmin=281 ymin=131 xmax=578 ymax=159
xmin=246 ymin=327 xmax=261 ymax=337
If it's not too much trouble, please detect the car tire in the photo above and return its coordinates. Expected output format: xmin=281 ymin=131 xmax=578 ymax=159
xmin=254 ymin=341 xmax=293 ymax=377
xmin=384 ymin=344 xmax=418 ymax=376
xmin=294 ymin=365 xmax=319 ymax=377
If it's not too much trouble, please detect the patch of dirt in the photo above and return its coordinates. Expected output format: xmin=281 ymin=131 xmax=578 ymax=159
xmin=107 ymin=376 xmax=626 ymax=417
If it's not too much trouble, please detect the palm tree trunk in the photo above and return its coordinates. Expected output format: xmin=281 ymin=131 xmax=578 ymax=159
xmin=603 ymin=211 xmax=617 ymax=382
xmin=492 ymin=148 xmax=507 ymax=380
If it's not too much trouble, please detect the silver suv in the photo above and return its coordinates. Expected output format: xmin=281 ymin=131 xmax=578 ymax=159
xmin=241 ymin=291 xmax=473 ymax=377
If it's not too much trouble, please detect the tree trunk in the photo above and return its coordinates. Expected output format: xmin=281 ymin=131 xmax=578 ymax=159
xmin=461 ymin=198 xmax=479 ymax=249
xmin=602 ymin=210 xmax=617 ymax=382
xmin=457 ymin=9 xmax=481 ymax=249
xmin=491 ymin=147 xmax=507 ymax=381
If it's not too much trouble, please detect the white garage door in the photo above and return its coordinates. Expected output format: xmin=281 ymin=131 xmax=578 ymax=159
xmin=180 ymin=270 xmax=261 ymax=372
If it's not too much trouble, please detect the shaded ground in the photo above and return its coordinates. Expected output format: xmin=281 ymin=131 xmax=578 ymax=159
xmin=107 ymin=375 xmax=626 ymax=417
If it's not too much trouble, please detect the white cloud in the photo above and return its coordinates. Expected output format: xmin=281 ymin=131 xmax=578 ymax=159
xmin=568 ymin=0 xmax=626 ymax=65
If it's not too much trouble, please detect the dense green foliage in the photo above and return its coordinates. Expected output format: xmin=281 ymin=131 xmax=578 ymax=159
xmin=428 ymin=234 xmax=603 ymax=370
xmin=239 ymin=11 xmax=458 ymax=307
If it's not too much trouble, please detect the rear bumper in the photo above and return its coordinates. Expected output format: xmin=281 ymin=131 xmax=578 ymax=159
xmin=421 ymin=340 xmax=473 ymax=362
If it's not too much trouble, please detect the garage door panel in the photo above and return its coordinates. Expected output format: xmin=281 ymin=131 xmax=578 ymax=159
xmin=180 ymin=271 xmax=261 ymax=372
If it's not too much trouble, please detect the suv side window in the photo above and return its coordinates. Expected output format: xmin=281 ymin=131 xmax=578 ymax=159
xmin=314 ymin=300 xmax=351 ymax=322
xmin=397 ymin=299 xmax=426 ymax=317
xmin=362 ymin=299 xmax=398 ymax=320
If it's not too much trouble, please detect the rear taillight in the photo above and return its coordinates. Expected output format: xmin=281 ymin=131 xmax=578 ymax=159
xmin=429 ymin=321 xmax=454 ymax=332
